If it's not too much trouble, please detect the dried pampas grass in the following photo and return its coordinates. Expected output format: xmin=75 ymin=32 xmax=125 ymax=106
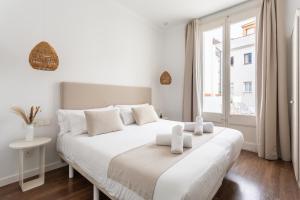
xmin=11 ymin=106 xmax=41 ymax=125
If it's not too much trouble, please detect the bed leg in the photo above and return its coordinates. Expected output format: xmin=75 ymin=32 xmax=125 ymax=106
xmin=93 ymin=185 xmax=99 ymax=200
xmin=69 ymin=165 xmax=74 ymax=178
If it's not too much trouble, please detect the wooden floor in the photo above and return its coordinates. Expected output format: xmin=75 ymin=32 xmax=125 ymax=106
xmin=1 ymin=151 xmax=300 ymax=200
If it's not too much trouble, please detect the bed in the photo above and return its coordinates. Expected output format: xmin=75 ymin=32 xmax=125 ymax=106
xmin=57 ymin=82 xmax=244 ymax=200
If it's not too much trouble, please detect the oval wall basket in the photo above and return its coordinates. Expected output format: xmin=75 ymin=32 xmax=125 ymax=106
xmin=29 ymin=41 xmax=59 ymax=71
xmin=160 ymin=71 xmax=172 ymax=85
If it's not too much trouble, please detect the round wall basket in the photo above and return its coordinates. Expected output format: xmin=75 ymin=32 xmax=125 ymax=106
xmin=160 ymin=71 xmax=172 ymax=85
xmin=29 ymin=41 xmax=59 ymax=71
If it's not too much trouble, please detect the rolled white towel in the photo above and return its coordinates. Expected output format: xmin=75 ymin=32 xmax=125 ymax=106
xmin=203 ymin=122 xmax=214 ymax=133
xmin=183 ymin=122 xmax=195 ymax=132
xmin=183 ymin=134 xmax=192 ymax=148
xmin=184 ymin=122 xmax=215 ymax=133
xmin=156 ymin=133 xmax=192 ymax=148
xmin=171 ymin=125 xmax=184 ymax=154
xmin=194 ymin=116 xmax=203 ymax=135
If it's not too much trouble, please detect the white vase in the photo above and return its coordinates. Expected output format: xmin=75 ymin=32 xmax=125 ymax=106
xmin=25 ymin=124 xmax=34 ymax=141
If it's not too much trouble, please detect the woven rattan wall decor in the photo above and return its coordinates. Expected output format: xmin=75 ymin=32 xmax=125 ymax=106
xmin=160 ymin=71 xmax=172 ymax=85
xmin=29 ymin=41 xmax=59 ymax=71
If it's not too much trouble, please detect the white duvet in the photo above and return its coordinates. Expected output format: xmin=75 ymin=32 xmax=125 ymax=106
xmin=57 ymin=120 xmax=244 ymax=200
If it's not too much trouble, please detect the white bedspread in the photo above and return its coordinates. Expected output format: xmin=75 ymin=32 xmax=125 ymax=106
xmin=57 ymin=120 xmax=244 ymax=200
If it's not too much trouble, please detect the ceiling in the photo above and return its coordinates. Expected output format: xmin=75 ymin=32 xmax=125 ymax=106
xmin=113 ymin=0 xmax=248 ymax=27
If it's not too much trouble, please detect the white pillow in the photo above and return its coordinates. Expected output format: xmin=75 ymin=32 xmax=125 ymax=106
xmin=132 ymin=105 xmax=159 ymax=125
xmin=115 ymin=104 xmax=148 ymax=125
xmin=57 ymin=106 xmax=114 ymax=135
xmin=68 ymin=112 xmax=87 ymax=135
xmin=57 ymin=109 xmax=83 ymax=135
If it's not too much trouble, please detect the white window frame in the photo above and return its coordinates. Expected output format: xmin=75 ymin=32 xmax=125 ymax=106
xmin=200 ymin=3 xmax=259 ymax=127
xmin=227 ymin=9 xmax=258 ymax=127
xmin=200 ymin=19 xmax=226 ymax=125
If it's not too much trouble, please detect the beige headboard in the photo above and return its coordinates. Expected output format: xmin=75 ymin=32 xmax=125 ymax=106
xmin=60 ymin=82 xmax=151 ymax=109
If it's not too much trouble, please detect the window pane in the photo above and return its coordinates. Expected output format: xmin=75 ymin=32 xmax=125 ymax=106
xmin=230 ymin=17 xmax=256 ymax=115
xmin=203 ymin=27 xmax=223 ymax=113
xmin=244 ymin=53 xmax=252 ymax=64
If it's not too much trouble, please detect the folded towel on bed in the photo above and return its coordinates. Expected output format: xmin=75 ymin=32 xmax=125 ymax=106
xmin=184 ymin=122 xmax=214 ymax=133
xmin=156 ymin=133 xmax=192 ymax=148
xmin=194 ymin=116 xmax=203 ymax=135
xmin=171 ymin=125 xmax=184 ymax=154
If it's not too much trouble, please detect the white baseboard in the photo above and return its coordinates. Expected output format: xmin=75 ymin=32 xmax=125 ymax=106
xmin=242 ymin=142 xmax=257 ymax=152
xmin=0 ymin=161 xmax=67 ymax=188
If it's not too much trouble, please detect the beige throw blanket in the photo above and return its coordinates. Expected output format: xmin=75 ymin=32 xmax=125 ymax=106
xmin=108 ymin=127 xmax=225 ymax=200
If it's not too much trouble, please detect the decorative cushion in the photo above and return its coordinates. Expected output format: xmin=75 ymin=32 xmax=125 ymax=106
xmin=84 ymin=109 xmax=124 ymax=136
xmin=115 ymin=104 xmax=148 ymax=125
xmin=132 ymin=105 xmax=159 ymax=125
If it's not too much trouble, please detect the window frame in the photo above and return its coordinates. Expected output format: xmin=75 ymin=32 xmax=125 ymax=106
xmin=199 ymin=5 xmax=259 ymax=127
xmin=200 ymin=19 xmax=226 ymax=124
xmin=227 ymin=9 xmax=258 ymax=126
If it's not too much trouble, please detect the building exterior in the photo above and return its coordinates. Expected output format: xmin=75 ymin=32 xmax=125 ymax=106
xmin=230 ymin=32 xmax=256 ymax=115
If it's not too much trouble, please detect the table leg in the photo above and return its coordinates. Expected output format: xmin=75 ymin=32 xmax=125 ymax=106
xmin=19 ymin=146 xmax=46 ymax=192
xmin=18 ymin=150 xmax=24 ymax=189
xmin=69 ymin=165 xmax=74 ymax=178
xmin=39 ymin=146 xmax=45 ymax=183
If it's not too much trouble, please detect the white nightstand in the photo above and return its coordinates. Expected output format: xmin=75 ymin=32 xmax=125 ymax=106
xmin=9 ymin=137 xmax=51 ymax=192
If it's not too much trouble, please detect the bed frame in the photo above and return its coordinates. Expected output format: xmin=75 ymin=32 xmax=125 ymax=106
xmin=59 ymin=82 xmax=152 ymax=200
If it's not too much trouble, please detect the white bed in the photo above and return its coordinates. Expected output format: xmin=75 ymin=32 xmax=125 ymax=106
xmin=57 ymin=82 xmax=244 ymax=200
xmin=57 ymin=119 xmax=244 ymax=200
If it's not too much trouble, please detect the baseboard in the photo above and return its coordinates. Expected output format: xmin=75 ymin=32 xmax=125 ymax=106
xmin=242 ymin=142 xmax=257 ymax=152
xmin=0 ymin=160 xmax=67 ymax=188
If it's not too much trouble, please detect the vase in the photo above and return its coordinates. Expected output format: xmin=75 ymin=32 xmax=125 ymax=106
xmin=25 ymin=124 xmax=34 ymax=141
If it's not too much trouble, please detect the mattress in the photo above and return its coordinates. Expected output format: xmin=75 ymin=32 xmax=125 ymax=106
xmin=57 ymin=120 xmax=244 ymax=200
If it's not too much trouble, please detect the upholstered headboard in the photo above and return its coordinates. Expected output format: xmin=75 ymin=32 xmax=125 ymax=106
xmin=60 ymin=82 xmax=152 ymax=109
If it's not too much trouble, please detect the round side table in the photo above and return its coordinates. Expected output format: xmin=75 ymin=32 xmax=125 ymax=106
xmin=9 ymin=137 xmax=51 ymax=192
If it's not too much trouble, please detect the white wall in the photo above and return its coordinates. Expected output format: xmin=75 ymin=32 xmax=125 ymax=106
xmin=0 ymin=0 xmax=164 ymax=186
xmin=160 ymin=24 xmax=186 ymax=121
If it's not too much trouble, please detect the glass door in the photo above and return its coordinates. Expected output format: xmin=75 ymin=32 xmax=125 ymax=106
xmin=227 ymin=11 xmax=257 ymax=128
xmin=201 ymin=9 xmax=258 ymax=134
xmin=201 ymin=20 xmax=226 ymax=126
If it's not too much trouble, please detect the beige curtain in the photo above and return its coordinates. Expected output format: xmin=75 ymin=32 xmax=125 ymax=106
xmin=256 ymin=0 xmax=291 ymax=161
xmin=182 ymin=19 xmax=201 ymax=122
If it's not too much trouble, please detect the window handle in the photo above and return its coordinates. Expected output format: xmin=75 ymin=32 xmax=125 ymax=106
xmin=290 ymin=100 xmax=294 ymax=104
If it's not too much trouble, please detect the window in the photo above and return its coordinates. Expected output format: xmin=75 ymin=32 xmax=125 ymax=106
xmin=200 ymin=6 xmax=257 ymax=128
xmin=230 ymin=17 xmax=256 ymax=115
xmin=202 ymin=26 xmax=223 ymax=113
xmin=244 ymin=53 xmax=252 ymax=64
xmin=244 ymin=81 xmax=252 ymax=93
xmin=231 ymin=56 xmax=234 ymax=66
xmin=201 ymin=12 xmax=257 ymax=123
